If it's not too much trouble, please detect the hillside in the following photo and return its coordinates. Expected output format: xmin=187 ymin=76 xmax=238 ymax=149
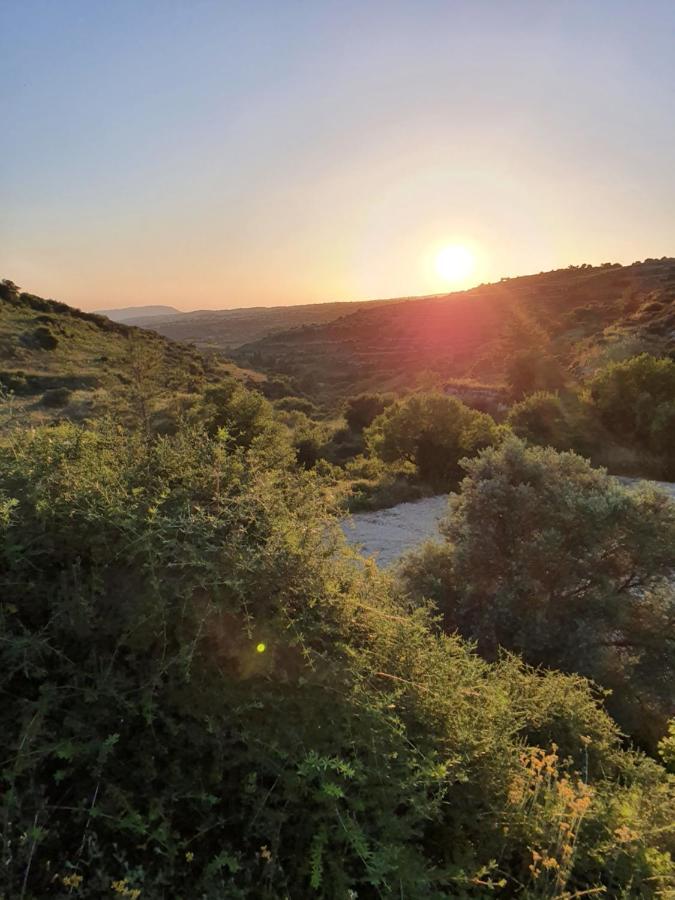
xmin=0 ymin=280 xmax=257 ymax=429
xmin=95 ymin=304 xmax=181 ymax=322
xmin=137 ymin=296 xmax=410 ymax=349
xmin=232 ymin=259 xmax=675 ymax=398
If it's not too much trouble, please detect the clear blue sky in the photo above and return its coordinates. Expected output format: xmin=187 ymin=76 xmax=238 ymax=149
xmin=2 ymin=0 xmax=674 ymax=310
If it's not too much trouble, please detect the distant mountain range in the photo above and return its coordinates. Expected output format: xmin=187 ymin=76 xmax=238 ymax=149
xmin=131 ymin=297 xmax=407 ymax=348
xmin=95 ymin=304 xmax=182 ymax=323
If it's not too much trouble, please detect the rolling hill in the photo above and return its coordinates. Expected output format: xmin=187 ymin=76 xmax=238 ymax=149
xmin=95 ymin=304 xmax=182 ymax=323
xmin=231 ymin=259 xmax=675 ymax=398
xmin=0 ymin=280 xmax=258 ymax=429
xmin=134 ymin=296 xmax=410 ymax=349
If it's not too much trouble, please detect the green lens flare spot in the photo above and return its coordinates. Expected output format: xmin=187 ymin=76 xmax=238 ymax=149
xmin=256 ymin=642 xmax=266 ymax=654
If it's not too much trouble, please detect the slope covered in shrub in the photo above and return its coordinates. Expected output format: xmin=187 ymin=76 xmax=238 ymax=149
xmin=1 ymin=423 xmax=673 ymax=897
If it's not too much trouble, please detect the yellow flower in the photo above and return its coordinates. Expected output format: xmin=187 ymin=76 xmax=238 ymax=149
xmin=62 ymin=873 xmax=83 ymax=888
xmin=614 ymin=825 xmax=638 ymax=843
xmin=111 ymin=880 xmax=141 ymax=899
xmin=185 ymin=851 xmax=194 ymax=863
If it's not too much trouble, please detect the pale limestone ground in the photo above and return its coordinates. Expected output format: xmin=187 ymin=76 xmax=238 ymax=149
xmin=342 ymin=478 xmax=675 ymax=568
xmin=341 ymin=495 xmax=449 ymax=568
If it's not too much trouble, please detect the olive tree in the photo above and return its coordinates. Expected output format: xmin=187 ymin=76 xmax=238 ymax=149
xmin=400 ymin=438 xmax=675 ymax=747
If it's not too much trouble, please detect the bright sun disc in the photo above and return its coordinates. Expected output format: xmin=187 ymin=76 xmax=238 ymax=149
xmin=435 ymin=244 xmax=476 ymax=284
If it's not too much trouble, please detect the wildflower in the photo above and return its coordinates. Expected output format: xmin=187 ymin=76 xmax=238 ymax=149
xmin=185 ymin=850 xmax=194 ymax=863
xmin=111 ymin=880 xmax=141 ymax=899
xmin=508 ymin=777 xmax=524 ymax=804
xmin=543 ymin=856 xmax=559 ymax=869
xmin=614 ymin=825 xmax=638 ymax=843
xmin=259 ymin=844 xmax=273 ymax=862
xmin=62 ymin=873 xmax=83 ymax=888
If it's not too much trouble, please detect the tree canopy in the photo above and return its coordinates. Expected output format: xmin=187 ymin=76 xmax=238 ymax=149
xmin=400 ymin=438 xmax=675 ymax=750
xmin=365 ymin=392 xmax=503 ymax=488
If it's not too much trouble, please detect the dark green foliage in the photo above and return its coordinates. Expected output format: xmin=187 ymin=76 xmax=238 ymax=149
xmin=589 ymin=354 xmax=675 ymax=475
xmin=40 ymin=386 xmax=73 ymax=407
xmin=193 ymin=379 xmax=282 ymax=450
xmin=507 ymin=391 xmax=570 ymax=448
xmin=274 ymin=395 xmax=318 ymax=415
xmin=0 ymin=279 xmax=20 ymax=302
xmin=400 ymin=438 xmax=675 ymax=750
xmin=2 ymin=424 xmax=673 ymax=896
xmin=506 ymin=349 xmax=565 ymax=399
xmin=366 ymin=392 xmax=504 ymax=489
xmin=344 ymin=393 xmax=392 ymax=432
xmin=22 ymin=325 xmax=59 ymax=350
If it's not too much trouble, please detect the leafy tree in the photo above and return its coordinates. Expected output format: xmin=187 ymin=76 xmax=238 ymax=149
xmin=507 ymin=390 xmax=570 ymax=449
xmin=365 ymin=392 xmax=503 ymax=488
xmin=194 ymin=378 xmax=285 ymax=453
xmin=0 ymin=278 xmax=20 ymax=302
xmin=400 ymin=438 xmax=675 ymax=749
xmin=506 ymin=349 xmax=565 ymax=399
xmin=344 ymin=392 xmax=392 ymax=432
xmin=589 ymin=354 xmax=675 ymax=473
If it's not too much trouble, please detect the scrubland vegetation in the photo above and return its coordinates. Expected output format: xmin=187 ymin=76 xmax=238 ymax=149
xmin=1 ymin=273 xmax=674 ymax=897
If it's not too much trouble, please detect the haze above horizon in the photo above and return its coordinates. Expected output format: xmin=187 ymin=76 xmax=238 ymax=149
xmin=2 ymin=0 xmax=675 ymax=312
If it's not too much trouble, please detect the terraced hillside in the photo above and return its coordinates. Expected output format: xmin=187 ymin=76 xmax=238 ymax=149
xmin=233 ymin=259 xmax=675 ymax=398
xmin=135 ymin=296 xmax=409 ymax=349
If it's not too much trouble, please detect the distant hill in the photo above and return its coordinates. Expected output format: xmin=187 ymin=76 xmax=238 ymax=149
xmin=139 ymin=297 xmax=408 ymax=349
xmin=96 ymin=304 xmax=182 ymax=323
xmin=231 ymin=259 xmax=675 ymax=398
xmin=0 ymin=280 xmax=258 ymax=428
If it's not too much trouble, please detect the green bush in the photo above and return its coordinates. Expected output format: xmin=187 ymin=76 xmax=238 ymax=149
xmin=365 ymin=392 xmax=504 ymax=489
xmin=506 ymin=349 xmax=565 ymax=399
xmin=507 ymin=391 xmax=570 ymax=449
xmin=274 ymin=395 xmax=318 ymax=415
xmin=344 ymin=393 xmax=393 ymax=432
xmin=40 ymin=386 xmax=73 ymax=407
xmin=1 ymin=423 xmax=673 ymax=896
xmin=589 ymin=354 xmax=675 ymax=474
xmin=400 ymin=438 xmax=675 ymax=750
xmin=31 ymin=325 xmax=60 ymax=350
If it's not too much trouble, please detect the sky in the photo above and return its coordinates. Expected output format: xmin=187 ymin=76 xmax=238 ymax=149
xmin=2 ymin=0 xmax=675 ymax=312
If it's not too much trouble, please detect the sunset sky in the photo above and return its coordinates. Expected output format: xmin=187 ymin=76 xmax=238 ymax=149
xmin=2 ymin=0 xmax=675 ymax=312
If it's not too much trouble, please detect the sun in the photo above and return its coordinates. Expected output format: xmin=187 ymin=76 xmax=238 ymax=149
xmin=435 ymin=244 xmax=476 ymax=285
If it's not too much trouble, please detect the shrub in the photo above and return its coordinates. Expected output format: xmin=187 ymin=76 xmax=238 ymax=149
xmin=507 ymin=391 xmax=570 ymax=448
xmin=344 ymin=393 xmax=392 ymax=432
xmin=589 ymin=354 xmax=675 ymax=473
xmin=31 ymin=325 xmax=59 ymax=350
xmin=40 ymin=386 xmax=73 ymax=407
xmin=400 ymin=438 xmax=675 ymax=750
xmin=506 ymin=349 xmax=565 ymax=399
xmin=274 ymin=395 xmax=317 ymax=415
xmin=1 ymin=423 xmax=673 ymax=896
xmin=365 ymin=392 xmax=504 ymax=489
xmin=193 ymin=379 xmax=288 ymax=460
